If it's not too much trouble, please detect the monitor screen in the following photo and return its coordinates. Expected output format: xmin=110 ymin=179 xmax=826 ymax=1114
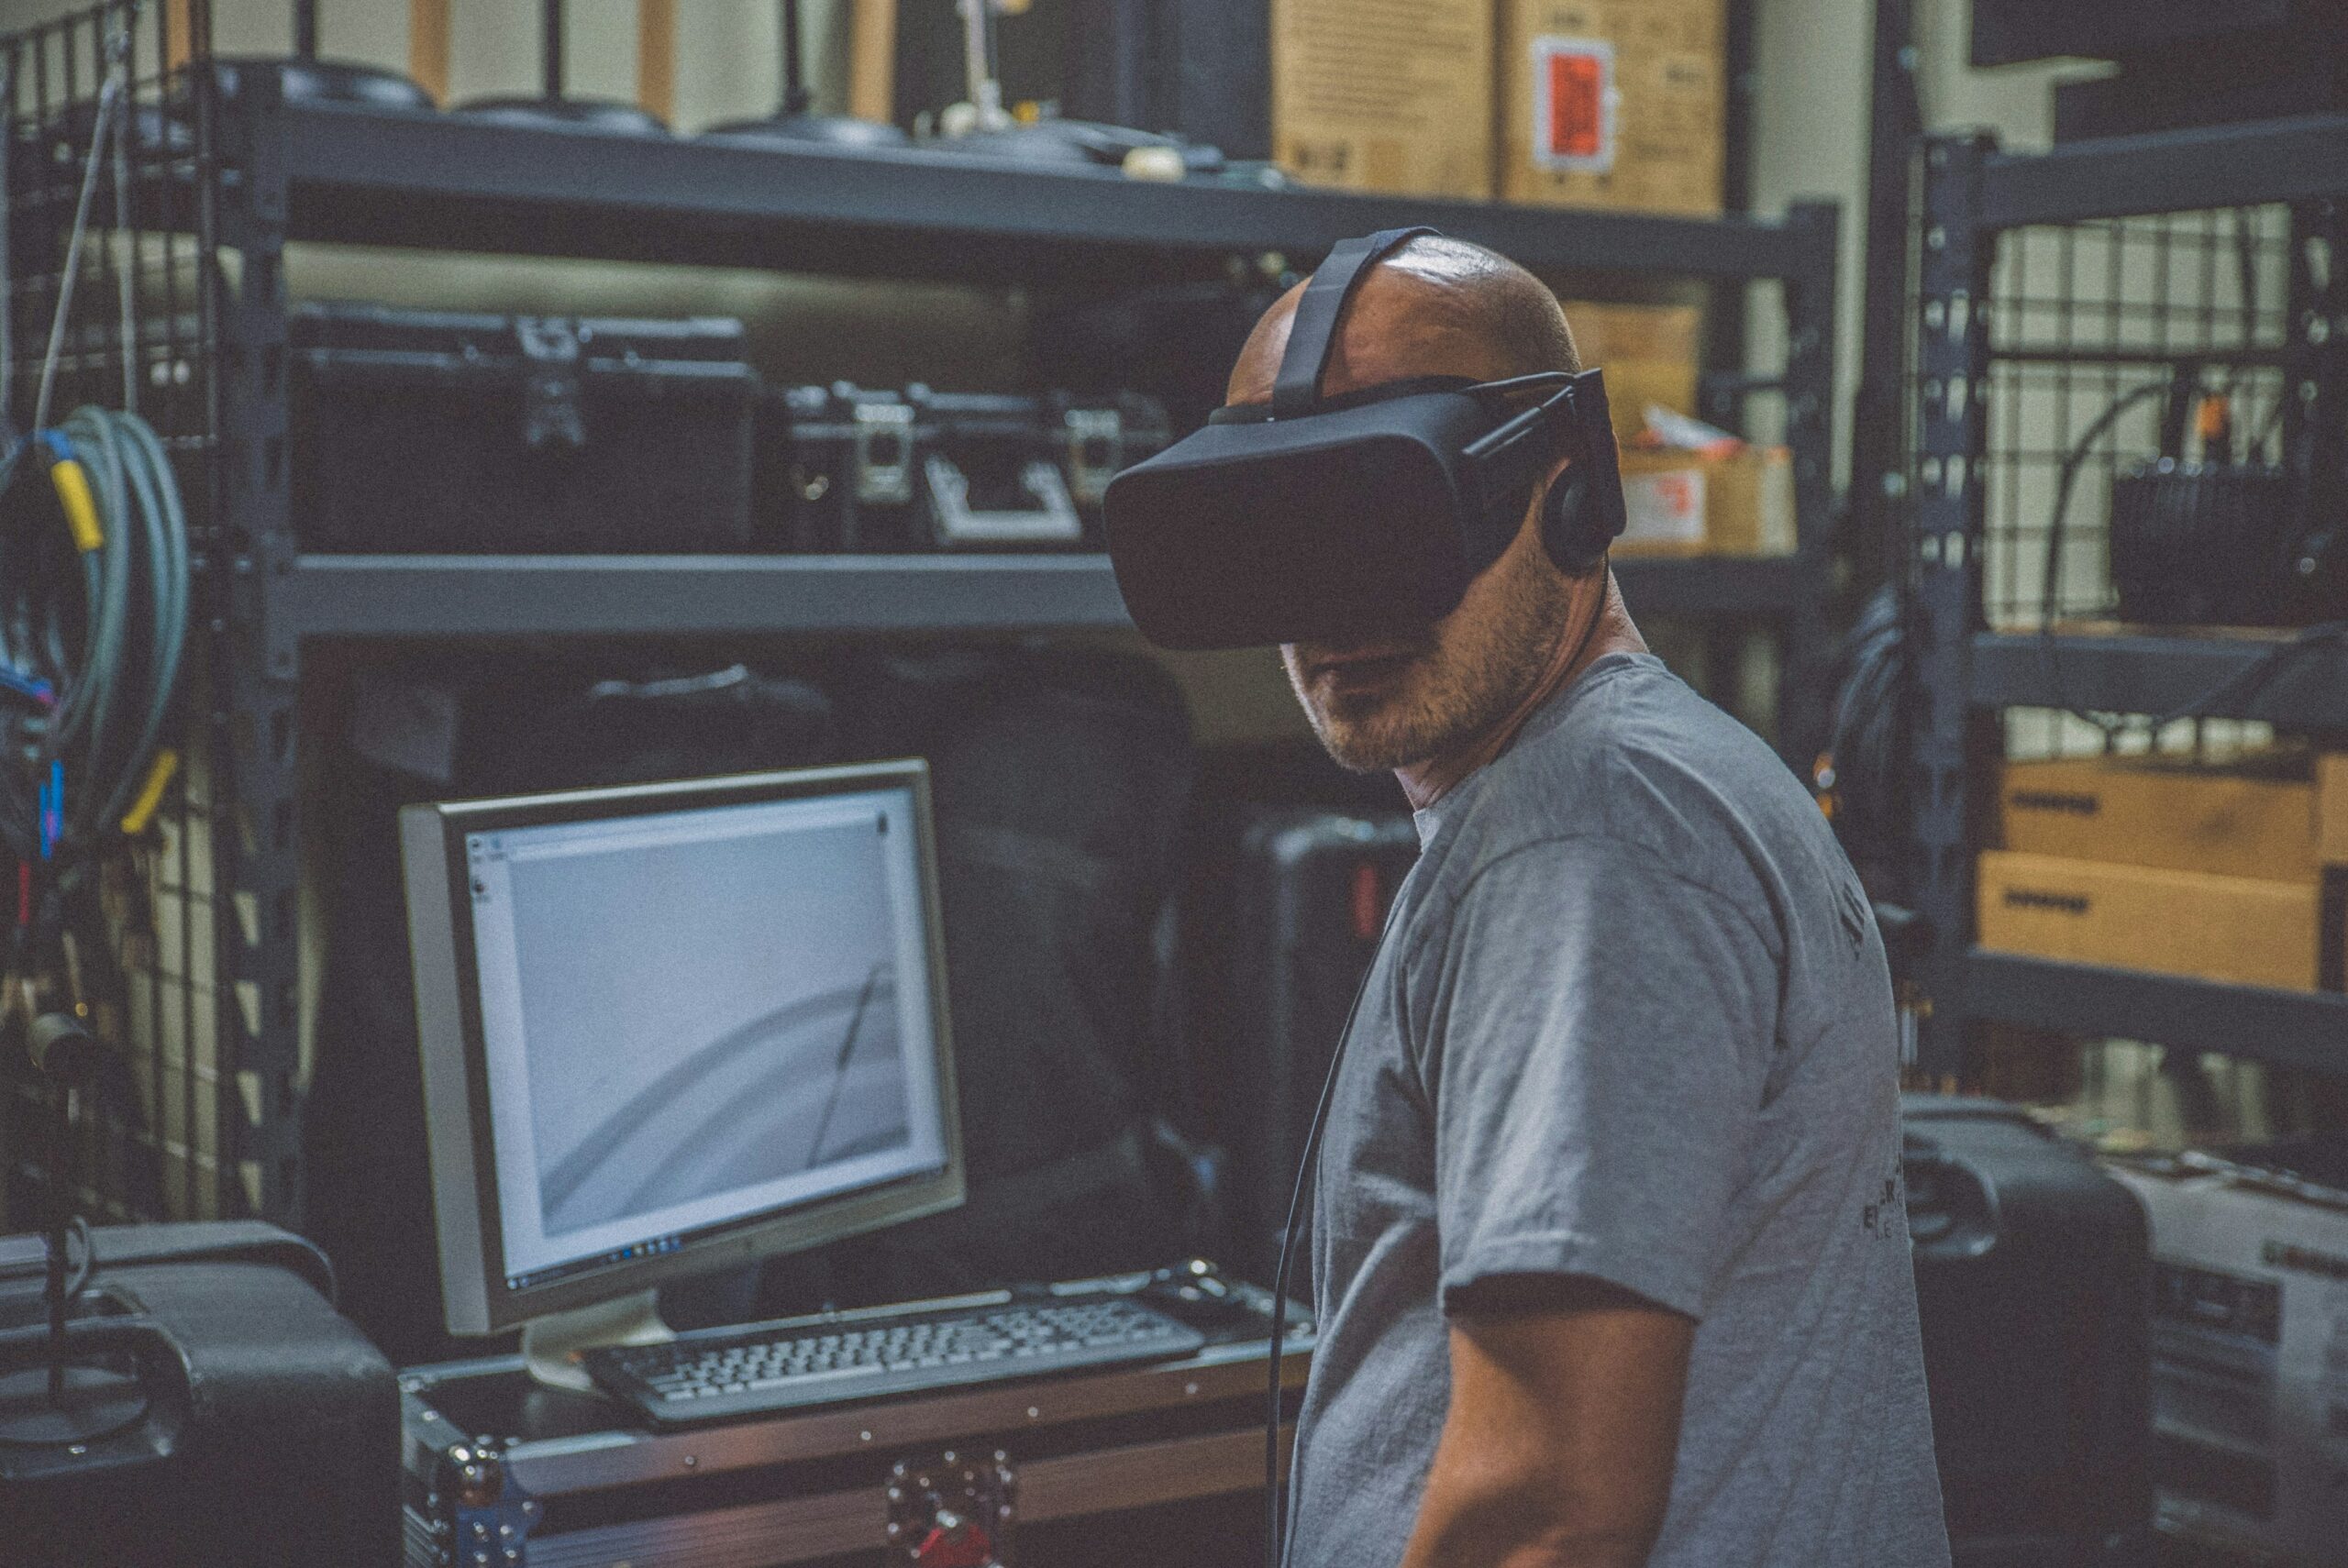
xmin=401 ymin=762 xmax=964 ymax=1336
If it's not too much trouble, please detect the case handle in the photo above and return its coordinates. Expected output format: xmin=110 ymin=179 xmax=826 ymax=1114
xmin=923 ymin=455 xmax=1082 ymax=547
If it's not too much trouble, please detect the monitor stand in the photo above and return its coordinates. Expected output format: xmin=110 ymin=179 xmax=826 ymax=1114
xmin=520 ymin=1290 xmax=675 ymax=1394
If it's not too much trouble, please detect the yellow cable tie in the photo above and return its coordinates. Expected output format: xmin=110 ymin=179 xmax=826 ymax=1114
xmin=50 ymin=458 xmax=105 ymax=553
xmin=119 ymin=748 xmax=180 ymax=837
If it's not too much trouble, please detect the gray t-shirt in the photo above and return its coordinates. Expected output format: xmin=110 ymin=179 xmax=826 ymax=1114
xmin=1287 ymin=653 xmax=1949 ymax=1568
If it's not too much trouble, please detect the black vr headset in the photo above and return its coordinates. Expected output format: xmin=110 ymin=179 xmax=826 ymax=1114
xmin=1102 ymin=226 xmax=1627 ymax=651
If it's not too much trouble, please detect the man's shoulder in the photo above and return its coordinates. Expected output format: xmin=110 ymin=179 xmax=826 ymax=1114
xmin=1467 ymin=656 xmax=1815 ymax=852
xmin=1414 ymin=655 xmax=1845 ymax=939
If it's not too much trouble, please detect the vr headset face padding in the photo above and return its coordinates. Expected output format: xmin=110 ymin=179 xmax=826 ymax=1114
xmin=1102 ymin=225 xmax=1626 ymax=651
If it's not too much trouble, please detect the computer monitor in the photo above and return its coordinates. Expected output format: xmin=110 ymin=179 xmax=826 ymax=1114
xmin=399 ymin=760 xmax=964 ymax=1383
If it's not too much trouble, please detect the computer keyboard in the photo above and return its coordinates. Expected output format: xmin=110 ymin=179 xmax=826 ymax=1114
xmin=584 ymin=1296 xmax=1210 ymax=1425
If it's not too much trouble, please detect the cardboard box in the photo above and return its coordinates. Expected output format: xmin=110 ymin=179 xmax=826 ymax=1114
xmin=1997 ymin=753 xmax=2328 ymax=883
xmin=1616 ymin=446 xmax=1793 ymax=558
xmin=1499 ymin=0 xmax=1726 ymax=215
xmin=1559 ymin=300 xmax=1701 ymax=442
xmin=2105 ymin=1149 xmax=2348 ymax=1566
xmin=1273 ymin=0 xmax=1492 ymax=198
xmin=1977 ymin=851 xmax=2322 ymax=993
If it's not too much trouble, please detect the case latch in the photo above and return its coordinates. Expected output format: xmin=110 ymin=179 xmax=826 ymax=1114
xmin=1062 ymin=406 xmax=1125 ymax=505
xmin=514 ymin=317 xmax=585 ymax=452
xmin=853 ymin=399 xmax=919 ymax=505
xmin=887 ymin=1449 xmax=1016 ymax=1567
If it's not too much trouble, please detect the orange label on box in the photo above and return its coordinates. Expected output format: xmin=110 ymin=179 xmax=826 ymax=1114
xmin=1547 ymin=51 xmax=1603 ymax=159
xmin=1533 ymin=37 xmax=1616 ymax=171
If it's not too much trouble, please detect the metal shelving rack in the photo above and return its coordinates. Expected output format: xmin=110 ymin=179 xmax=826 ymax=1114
xmin=244 ymin=93 xmax=1842 ymax=650
xmin=1907 ymin=118 xmax=2348 ymax=1080
xmin=8 ymin=5 xmax=1840 ymax=1228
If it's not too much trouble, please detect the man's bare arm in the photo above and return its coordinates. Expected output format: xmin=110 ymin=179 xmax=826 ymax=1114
xmin=1397 ymin=1277 xmax=1694 ymax=1568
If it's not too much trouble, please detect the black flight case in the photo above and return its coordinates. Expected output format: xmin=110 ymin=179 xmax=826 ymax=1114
xmin=1901 ymin=1096 xmax=2154 ymax=1568
xmin=289 ymin=304 xmax=759 ymax=553
xmin=400 ymin=1262 xmax=1306 ymax=1568
xmin=766 ymin=383 xmax=1170 ymax=553
xmin=0 ymin=1220 xmax=401 ymax=1568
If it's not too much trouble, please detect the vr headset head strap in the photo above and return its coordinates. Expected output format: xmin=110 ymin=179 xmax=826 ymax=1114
xmin=1269 ymin=226 xmax=1443 ymax=419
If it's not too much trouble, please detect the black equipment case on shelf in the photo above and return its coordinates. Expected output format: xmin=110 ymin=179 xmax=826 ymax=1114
xmin=290 ymin=304 xmax=758 ymax=553
xmin=2108 ymin=461 xmax=2301 ymax=627
xmin=1224 ymin=808 xmax=1419 ymax=1282
xmin=1900 ymin=1097 xmax=2154 ymax=1568
xmin=768 ymin=383 xmax=1170 ymax=553
xmin=398 ymin=1262 xmax=1305 ymax=1568
xmin=0 ymin=1220 xmax=402 ymax=1567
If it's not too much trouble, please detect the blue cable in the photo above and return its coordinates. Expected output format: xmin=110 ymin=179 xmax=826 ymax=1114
xmin=38 ymin=762 xmax=61 ymax=860
xmin=0 ymin=668 xmax=54 ymax=708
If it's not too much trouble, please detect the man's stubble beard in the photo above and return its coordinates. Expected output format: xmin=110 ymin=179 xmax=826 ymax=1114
xmin=1284 ymin=541 xmax=1572 ymax=774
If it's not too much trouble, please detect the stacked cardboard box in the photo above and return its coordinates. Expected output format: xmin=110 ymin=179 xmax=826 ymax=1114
xmin=1977 ymin=752 xmax=2348 ymax=993
xmin=1498 ymin=0 xmax=1725 ymax=215
xmin=1615 ymin=446 xmax=1793 ymax=558
xmin=1270 ymin=0 xmax=1726 ymax=211
xmin=1270 ymin=0 xmax=1495 ymax=198
xmin=1559 ymin=300 xmax=1700 ymax=441
xmin=1554 ymin=299 xmax=1792 ymax=558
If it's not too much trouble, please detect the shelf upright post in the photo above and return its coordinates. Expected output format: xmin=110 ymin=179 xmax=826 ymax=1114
xmin=2290 ymin=198 xmax=2348 ymax=604
xmin=207 ymin=64 xmax=305 ymax=1226
xmin=1908 ymin=135 xmax=1995 ymax=1083
xmin=1780 ymin=199 xmax=1842 ymax=767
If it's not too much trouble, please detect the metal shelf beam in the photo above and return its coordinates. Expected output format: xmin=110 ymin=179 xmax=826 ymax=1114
xmin=1966 ymin=952 xmax=2348 ymax=1076
xmin=276 ymin=102 xmax=1820 ymax=284
xmin=279 ymin=553 xmax=1814 ymax=641
xmin=1982 ymin=115 xmax=2348 ymax=231
xmin=1970 ymin=631 xmax=2348 ymax=729
xmin=280 ymin=554 xmax=1134 ymax=639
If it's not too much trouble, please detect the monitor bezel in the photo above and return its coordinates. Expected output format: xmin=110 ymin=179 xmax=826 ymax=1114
xmin=399 ymin=759 xmax=966 ymax=1338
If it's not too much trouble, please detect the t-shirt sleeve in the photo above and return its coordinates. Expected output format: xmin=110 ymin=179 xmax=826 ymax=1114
xmin=1412 ymin=834 xmax=1779 ymax=1321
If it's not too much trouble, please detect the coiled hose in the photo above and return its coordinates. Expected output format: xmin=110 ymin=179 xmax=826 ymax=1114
xmin=0 ymin=406 xmax=192 ymax=869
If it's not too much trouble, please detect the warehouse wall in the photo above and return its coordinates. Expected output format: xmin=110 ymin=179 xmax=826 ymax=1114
xmin=1744 ymin=0 xmax=2099 ymax=489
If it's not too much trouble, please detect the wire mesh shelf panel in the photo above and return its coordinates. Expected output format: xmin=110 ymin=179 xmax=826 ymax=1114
xmin=1982 ymin=206 xmax=2299 ymax=630
xmin=1977 ymin=206 xmax=2310 ymax=761
xmin=1 ymin=0 xmax=229 ymax=1229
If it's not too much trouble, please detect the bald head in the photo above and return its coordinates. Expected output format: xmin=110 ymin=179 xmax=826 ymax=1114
xmin=1228 ymin=236 xmax=1580 ymax=406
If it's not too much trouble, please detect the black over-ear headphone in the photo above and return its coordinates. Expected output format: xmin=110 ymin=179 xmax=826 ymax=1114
xmin=1541 ymin=445 xmax=1611 ymax=576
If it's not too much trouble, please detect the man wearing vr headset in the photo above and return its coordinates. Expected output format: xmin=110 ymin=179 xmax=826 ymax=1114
xmin=1107 ymin=231 xmax=1946 ymax=1568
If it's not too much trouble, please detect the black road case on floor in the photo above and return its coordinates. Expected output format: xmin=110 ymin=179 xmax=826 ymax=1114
xmin=1902 ymin=1097 xmax=2154 ymax=1568
xmin=0 ymin=1221 xmax=401 ymax=1567
xmin=399 ymin=1263 xmax=1304 ymax=1567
